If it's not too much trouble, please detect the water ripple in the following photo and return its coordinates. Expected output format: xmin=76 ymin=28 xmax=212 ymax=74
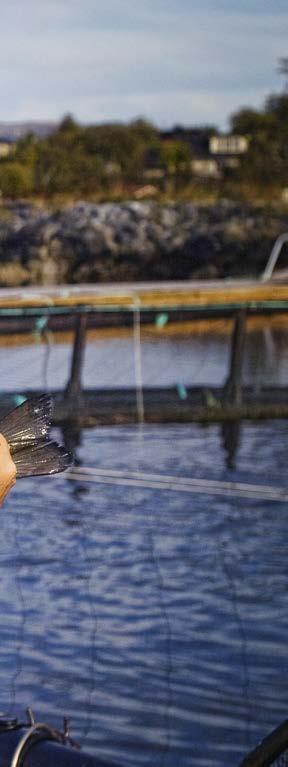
xmin=0 ymin=422 xmax=288 ymax=765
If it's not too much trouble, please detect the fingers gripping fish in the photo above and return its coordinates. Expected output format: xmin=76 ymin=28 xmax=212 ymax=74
xmin=0 ymin=396 xmax=71 ymax=504
xmin=0 ymin=433 xmax=17 ymax=504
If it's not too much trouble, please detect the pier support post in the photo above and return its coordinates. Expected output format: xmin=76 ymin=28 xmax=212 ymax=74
xmin=66 ymin=313 xmax=87 ymax=399
xmin=225 ymin=310 xmax=246 ymax=406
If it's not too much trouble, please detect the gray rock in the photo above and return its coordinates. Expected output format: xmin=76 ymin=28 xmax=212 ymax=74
xmin=0 ymin=200 xmax=287 ymax=285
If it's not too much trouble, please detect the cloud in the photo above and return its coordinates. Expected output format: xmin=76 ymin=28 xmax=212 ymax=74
xmin=0 ymin=1 xmax=287 ymax=127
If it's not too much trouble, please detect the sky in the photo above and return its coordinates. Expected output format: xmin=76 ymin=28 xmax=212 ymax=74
xmin=0 ymin=0 xmax=287 ymax=130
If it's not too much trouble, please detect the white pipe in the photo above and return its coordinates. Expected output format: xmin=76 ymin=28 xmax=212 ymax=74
xmin=261 ymin=233 xmax=288 ymax=282
xmin=53 ymin=466 xmax=288 ymax=503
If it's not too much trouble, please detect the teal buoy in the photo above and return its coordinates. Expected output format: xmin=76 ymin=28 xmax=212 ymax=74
xmin=14 ymin=394 xmax=27 ymax=407
xmin=155 ymin=313 xmax=169 ymax=329
xmin=34 ymin=316 xmax=48 ymax=333
xmin=176 ymin=383 xmax=188 ymax=400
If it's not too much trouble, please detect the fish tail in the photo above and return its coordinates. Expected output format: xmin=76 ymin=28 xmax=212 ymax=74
xmin=0 ymin=396 xmax=71 ymax=477
xmin=14 ymin=440 xmax=71 ymax=478
xmin=0 ymin=395 xmax=52 ymax=453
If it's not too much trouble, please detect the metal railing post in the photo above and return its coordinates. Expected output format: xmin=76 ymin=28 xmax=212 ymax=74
xmin=261 ymin=233 xmax=288 ymax=282
xmin=66 ymin=313 xmax=87 ymax=399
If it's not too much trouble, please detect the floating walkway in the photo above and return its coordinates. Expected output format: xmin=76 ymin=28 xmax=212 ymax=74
xmin=0 ymin=280 xmax=287 ymax=439
xmin=0 ymin=278 xmax=287 ymax=316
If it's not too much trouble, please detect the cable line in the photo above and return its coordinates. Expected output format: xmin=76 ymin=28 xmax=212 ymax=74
xmin=53 ymin=466 xmax=288 ymax=503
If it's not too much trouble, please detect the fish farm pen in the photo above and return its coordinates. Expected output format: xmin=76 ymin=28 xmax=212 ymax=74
xmin=0 ymin=279 xmax=287 ymax=426
xmin=1 ymin=280 xmax=288 ymax=767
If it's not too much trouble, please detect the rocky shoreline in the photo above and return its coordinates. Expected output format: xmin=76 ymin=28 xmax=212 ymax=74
xmin=0 ymin=200 xmax=287 ymax=286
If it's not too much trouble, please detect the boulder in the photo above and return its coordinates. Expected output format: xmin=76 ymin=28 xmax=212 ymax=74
xmin=0 ymin=200 xmax=286 ymax=285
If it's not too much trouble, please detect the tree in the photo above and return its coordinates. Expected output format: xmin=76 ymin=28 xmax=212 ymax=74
xmin=58 ymin=114 xmax=79 ymax=134
xmin=278 ymin=57 xmax=288 ymax=92
xmin=230 ymin=107 xmax=275 ymax=136
xmin=160 ymin=140 xmax=191 ymax=175
xmin=0 ymin=162 xmax=33 ymax=197
xmin=128 ymin=118 xmax=159 ymax=144
xmin=229 ymin=89 xmax=288 ymax=188
xmin=265 ymin=92 xmax=288 ymax=124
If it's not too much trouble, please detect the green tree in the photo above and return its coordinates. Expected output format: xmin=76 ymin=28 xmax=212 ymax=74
xmin=160 ymin=140 xmax=191 ymax=175
xmin=58 ymin=113 xmax=80 ymax=134
xmin=229 ymin=91 xmax=288 ymax=188
xmin=0 ymin=162 xmax=33 ymax=197
xmin=265 ymin=92 xmax=288 ymax=123
xmin=230 ymin=107 xmax=276 ymax=136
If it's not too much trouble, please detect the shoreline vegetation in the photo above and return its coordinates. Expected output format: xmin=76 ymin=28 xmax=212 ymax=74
xmin=0 ymin=89 xmax=288 ymax=205
xmin=0 ymin=89 xmax=287 ymax=287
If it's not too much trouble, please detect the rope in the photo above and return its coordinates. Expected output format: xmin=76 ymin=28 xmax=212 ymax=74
xmin=53 ymin=466 xmax=288 ymax=503
xmin=133 ymin=298 xmax=144 ymax=423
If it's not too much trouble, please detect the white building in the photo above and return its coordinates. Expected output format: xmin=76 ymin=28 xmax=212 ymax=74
xmin=209 ymin=135 xmax=249 ymax=156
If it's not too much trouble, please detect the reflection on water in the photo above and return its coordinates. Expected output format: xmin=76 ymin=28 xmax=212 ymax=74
xmin=0 ymin=422 xmax=288 ymax=766
xmin=0 ymin=327 xmax=287 ymax=392
xmin=221 ymin=421 xmax=242 ymax=470
xmin=245 ymin=329 xmax=288 ymax=391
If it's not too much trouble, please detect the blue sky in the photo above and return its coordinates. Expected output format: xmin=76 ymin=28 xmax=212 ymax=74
xmin=0 ymin=0 xmax=287 ymax=128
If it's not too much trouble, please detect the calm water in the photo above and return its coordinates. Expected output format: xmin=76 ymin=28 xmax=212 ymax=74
xmin=0 ymin=326 xmax=287 ymax=390
xmin=0 ymin=330 xmax=288 ymax=766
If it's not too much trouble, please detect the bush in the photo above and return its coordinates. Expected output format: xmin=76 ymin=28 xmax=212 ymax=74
xmin=0 ymin=162 xmax=33 ymax=198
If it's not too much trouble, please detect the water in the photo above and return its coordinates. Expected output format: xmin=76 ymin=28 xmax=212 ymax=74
xmin=0 ymin=331 xmax=288 ymax=766
xmin=0 ymin=326 xmax=287 ymax=391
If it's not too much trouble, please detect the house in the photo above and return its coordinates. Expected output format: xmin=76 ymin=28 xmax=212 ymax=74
xmin=159 ymin=127 xmax=216 ymax=179
xmin=160 ymin=128 xmax=248 ymax=178
xmin=209 ymin=134 xmax=248 ymax=156
xmin=208 ymin=134 xmax=249 ymax=173
xmin=0 ymin=137 xmax=14 ymax=158
xmin=160 ymin=127 xmax=212 ymax=157
xmin=191 ymin=158 xmax=220 ymax=179
xmin=142 ymin=128 xmax=249 ymax=181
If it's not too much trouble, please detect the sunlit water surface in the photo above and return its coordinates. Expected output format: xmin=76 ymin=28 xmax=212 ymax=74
xmin=0 ymin=331 xmax=287 ymax=766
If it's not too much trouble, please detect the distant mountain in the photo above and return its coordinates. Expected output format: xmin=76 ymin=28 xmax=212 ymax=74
xmin=0 ymin=121 xmax=58 ymax=141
